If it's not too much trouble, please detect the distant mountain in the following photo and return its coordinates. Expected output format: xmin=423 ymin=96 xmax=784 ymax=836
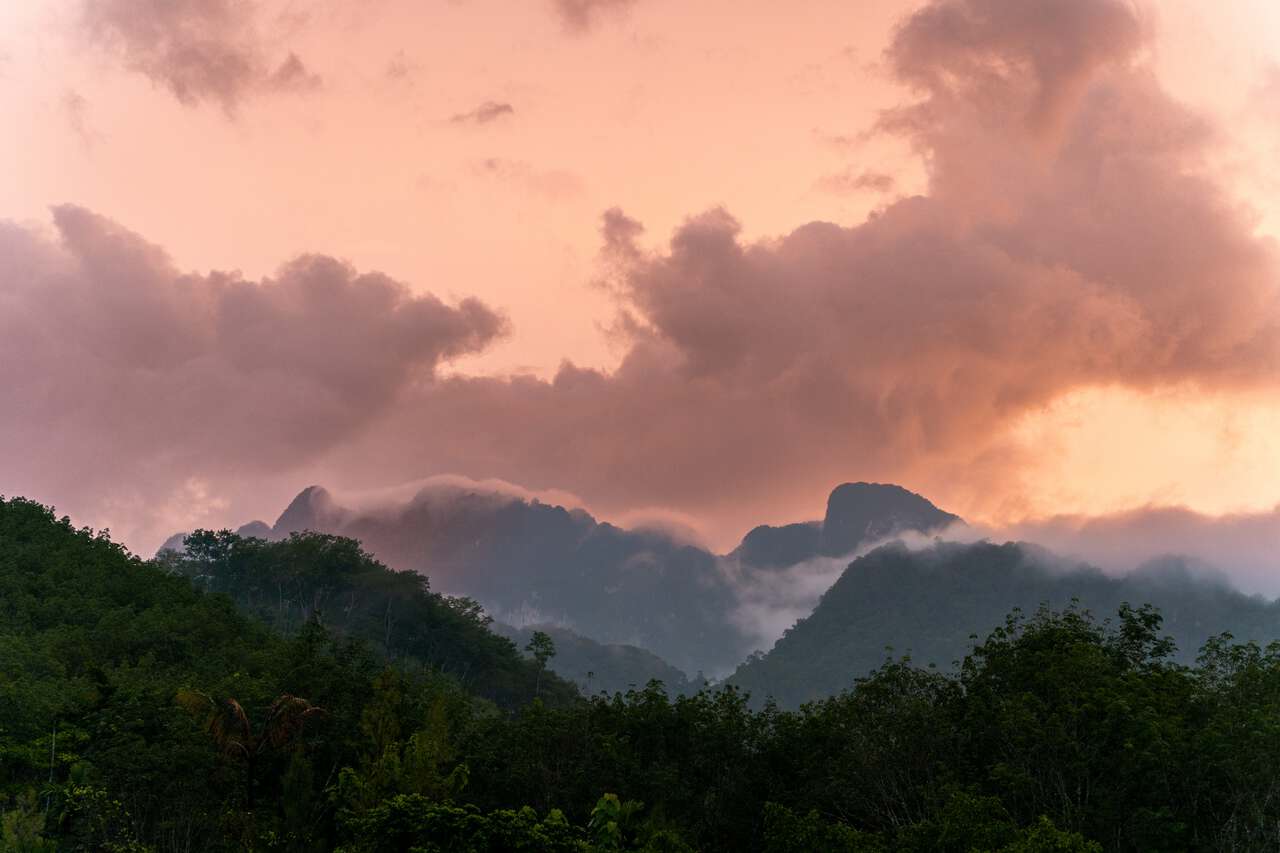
xmin=728 ymin=540 xmax=1280 ymax=708
xmin=163 ymin=481 xmax=964 ymax=675
xmin=492 ymin=623 xmax=702 ymax=697
xmin=170 ymin=484 xmax=741 ymax=674
xmin=730 ymin=482 xmax=960 ymax=569
xmin=159 ymin=519 xmax=276 ymax=553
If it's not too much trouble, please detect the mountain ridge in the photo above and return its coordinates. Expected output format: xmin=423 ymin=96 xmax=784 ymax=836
xmin=160 ymin=480 xmax=962 ymax=675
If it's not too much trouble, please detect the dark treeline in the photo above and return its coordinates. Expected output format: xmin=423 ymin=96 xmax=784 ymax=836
xmin=5 ymin=496 xmax=1280 ymax=851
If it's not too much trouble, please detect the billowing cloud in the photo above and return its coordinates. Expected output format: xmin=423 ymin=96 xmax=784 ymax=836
xmin=9 ymin=0 xmax=1280 ymax=562
xmin=312 ymin=0 xmax=1277 ymax=543
xmin=553 ymin=0 xmax=638 ymax=34
xmin=81 ymin=0 xmax=320 ymax=110
xmin=451 ymin=101 xmax=515 ymax=125
xmin=0 ymin=206 xmax=505 ymax=546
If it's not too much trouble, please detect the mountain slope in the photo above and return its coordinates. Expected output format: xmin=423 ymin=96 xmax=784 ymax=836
xmin=728 ymin=540 xmax=1280 ymax=707
xmin=172 ymin=527 xmax=579 ymax=708
xmin=493 ymin=623 xmax=702 ymax=696
xmin=252 ymin=485 xmax=742 ymax=675
xmin=163 ymin=481 xmax=967 ymax=675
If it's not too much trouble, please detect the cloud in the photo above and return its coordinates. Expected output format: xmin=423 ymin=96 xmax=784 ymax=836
xmin=384 ymin=51 xmax=417 ymax=84
xmin=472 ymin=158 xmax=584 ymax=199
xmin=727 ymin=522 xmax=980 ymax=652
xmin=815 ymin=168 xmax=895 ymax=195
xmin=553 ymin=0 xmax=638 ymax=34
xmin=62 ymin=90 xmax=100 ymax=150
xmin=313 ymin=474 xmax=590 ymax=520
xmin=12 ymin=0 xmax=1280 ymax=562
xmin=450 ymin=101 xmax=515 ymax=125
xmin=885 ymin=0 xmax=1149 ymax=137
xmin=81 ymin=0 xmax=320 ymax=110
xmin=313 ymin=0 xmax=1277 ymax=544
xmin=0 ymin=206 xmax=506 ymax=548
xmin=1002 ymin=507 xmax=1280 ymax=597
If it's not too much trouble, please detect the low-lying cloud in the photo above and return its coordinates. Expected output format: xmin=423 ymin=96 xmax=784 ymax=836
xmin=1004 ymin=506 xmax=1280 ymax=597
xmin=727 ymin=523 xmax=980 ymax=652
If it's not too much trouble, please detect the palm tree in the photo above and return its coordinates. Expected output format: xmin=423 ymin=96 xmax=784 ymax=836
xmin=177 ymin=691 xmax=325 ymax=809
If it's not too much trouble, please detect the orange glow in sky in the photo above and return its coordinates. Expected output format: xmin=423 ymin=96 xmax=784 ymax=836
xmin=0 ymin=0 xmax=1277 ymax=552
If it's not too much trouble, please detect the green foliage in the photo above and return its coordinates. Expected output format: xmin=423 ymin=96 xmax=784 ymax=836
xmin=525 ymin=630 xmax=556 ymax=697
xmin=1 ymin=790 xmax=57 ymax=852
xmin=176 ymin=529 xmax=579 ymax=709
xmin=336 ymin=793 xmax=683 ymax=853
xmin=525 ymin=631 xmax=556 ymax=669
xmin=998 ymin=817 xmax=1102 ymax=853
xmin=337 ymin=795 xmax=585 ymax=852
xmin=760 ymin=803 xmax=884 ymax=852
xmin=12 ymin=495 xmax=1280 ymax=852
xmin=53 ymin=784 xmax=152 ymax=852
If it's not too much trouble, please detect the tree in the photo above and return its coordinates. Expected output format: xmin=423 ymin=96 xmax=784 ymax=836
xmin=525 ymin=631 xmax=557 ymax=697
xmin=176 ymin=691 xmax=325 ymax=810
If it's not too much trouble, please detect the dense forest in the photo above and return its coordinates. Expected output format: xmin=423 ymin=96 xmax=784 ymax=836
xmin=9 ymin=495 xmax=1280 ymax=851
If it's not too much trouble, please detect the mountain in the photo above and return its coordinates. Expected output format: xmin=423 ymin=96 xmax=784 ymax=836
xmin=163 ymin=481 xmax=965 ymax=675
xmin=493 ymin=623 xmax=703 ymax=697
xmin=730 ymin=482 xmax=961 ymax=569
xmin=196 ymin=484 xmax=743 ymax=675
xmin=728 ymin=540 xmax=1280 ymax=708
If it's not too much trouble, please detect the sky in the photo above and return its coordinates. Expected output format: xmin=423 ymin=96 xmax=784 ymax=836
xmin=1 ymin=0 xmax=1278 ymax=568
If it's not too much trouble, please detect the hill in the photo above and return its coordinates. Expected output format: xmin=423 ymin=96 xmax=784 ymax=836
xmin=728 ymin=540 xmax=1280 ymax=707
xmin=167 ymin=527 xmax=579 ymax=708
xmin=0 ymin=495 xmax=579 ymax=849
xmin=493 ymin=623 xmax=703 ymax=696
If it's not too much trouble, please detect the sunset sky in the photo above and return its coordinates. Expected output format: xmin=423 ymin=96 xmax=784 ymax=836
xmin=2 ymin=0 xmax=1278 ymax=567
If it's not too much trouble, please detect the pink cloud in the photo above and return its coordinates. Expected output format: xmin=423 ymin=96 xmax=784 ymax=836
xmin=0 ymin=206 xmax=505 ymax=546
xmin=553 ymin=0 xmax=639 ymax=34
xmin=81 ymin=0 xmax=320 ymax=110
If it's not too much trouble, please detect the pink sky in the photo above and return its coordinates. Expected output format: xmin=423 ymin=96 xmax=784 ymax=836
xmin=1 ymin=0 xmax=1278 ymax=561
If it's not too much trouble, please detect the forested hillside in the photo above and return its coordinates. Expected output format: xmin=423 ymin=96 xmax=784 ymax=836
xmin=493 ymin=623 xmax=703 ymax=697
xmin=13 ymin=495 xmax=1280 ymax=851
xmin=166 ymin=528 xmax=578 ymax=709
xmin=729 ymin=540 xmax=1280 ymax=707
xmin=166 ymin=484 xmax=744 ymax=676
